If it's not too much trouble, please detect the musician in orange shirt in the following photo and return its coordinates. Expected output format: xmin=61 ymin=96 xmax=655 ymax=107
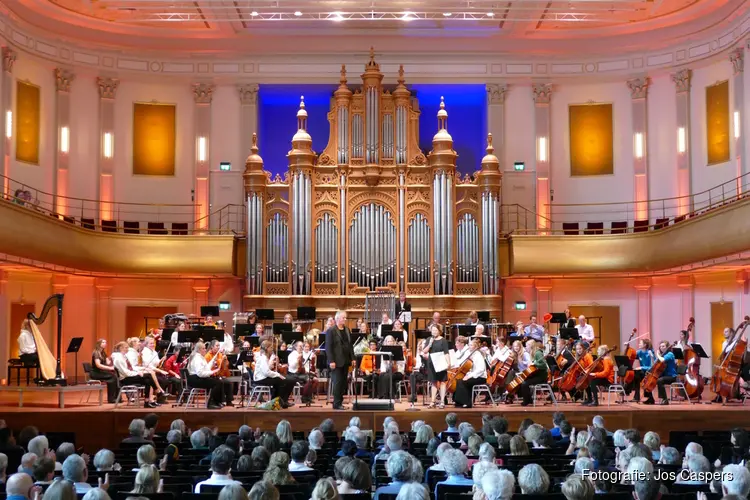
xmin=564 ymin=342 xmax=593 ymax=402
xmin=585 ymin=345 xmax=614 ymax=407
xmin=359 ymin=341 xmax=379 ymax=398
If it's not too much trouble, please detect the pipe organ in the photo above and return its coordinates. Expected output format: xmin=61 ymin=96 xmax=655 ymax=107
xmin=243 ymin=49 xmax=503 ymax=304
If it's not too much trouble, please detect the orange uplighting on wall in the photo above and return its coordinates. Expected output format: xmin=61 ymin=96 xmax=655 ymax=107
xmin=678 ymin=127 xmax=686 ymax=154
xmin=15 ymin=80 xmax=40 ymax=165
xmin=133 ymin=102 xmax=176 ymax=176
xmin=569 ymin=103 xmax=613 ymax=176
xmin=706 ymin=80 xmax=730 ymax=165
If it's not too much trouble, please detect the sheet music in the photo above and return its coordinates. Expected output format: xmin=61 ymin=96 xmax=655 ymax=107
xmin=431 ymin=352 xmax=449 ymax=373
xmin=449 ymin=350 xmax=459 ymax=367
xmin=399 ymin=311 xmax=412 ymax=323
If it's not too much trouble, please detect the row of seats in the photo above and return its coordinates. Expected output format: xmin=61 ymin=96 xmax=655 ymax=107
xmin=50 ymin=214 xmax=190 ymax=235
xmin=561 ymin=217 xmax=682 ymax=235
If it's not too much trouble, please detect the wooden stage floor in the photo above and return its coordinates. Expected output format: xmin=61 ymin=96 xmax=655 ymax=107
xmin=0 ymin=391 xmax=747 ymax=452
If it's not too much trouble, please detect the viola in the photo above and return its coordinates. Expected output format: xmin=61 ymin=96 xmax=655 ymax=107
xmin=642 ymin=342 xmax=676 ymax=393
xmin=575 ymin=346 xmax=617 ymax=391
xmin=711 ymin=316 xmax=750 ymax=399
xmin=558 ymin=347 xmax=591 ymax=393
xmin=206 ymin=350 xmax=231 ymax=378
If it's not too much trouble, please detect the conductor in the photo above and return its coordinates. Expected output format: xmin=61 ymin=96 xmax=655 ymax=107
xmin=326 ymin=310 xmax=355 ymax=410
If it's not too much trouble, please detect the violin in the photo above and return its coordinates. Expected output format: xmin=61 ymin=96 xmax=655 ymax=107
xmin=205 ymin=347 xmax=231 ymax=378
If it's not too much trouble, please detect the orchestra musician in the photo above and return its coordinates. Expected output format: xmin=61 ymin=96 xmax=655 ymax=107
xmin=170 ymin=321 xmax=187 ymax=344
xmin=425 ymin=325 xmax=450 ymax=409
xmin=254 ymin=339 xmax=294 ymax=408
xmin=584 ymin=345 xmax=614 ymax=407
xmin=409 ymin=338 xmax=428 ymax=406
xmin=390 ymin=320 xmax=408 ymax=343
xmin=629 ymin=338 xmax=654 ymax=403
xmin=163 ymin=348 xmax=188 ymax=377
xmin=205 ymin=340 xmax=235 ymax=406
xmin=90 ymin=339 xmax=120 ymax=404
xmin=490 ymin=338 xmax=516 ymax=394
xmin=359 ymin=341 xmax=379 ymax=398
xmin=112 ymin=341 xmax=159 ymax=408
xmin=675 ymin=329 xmax=691 ymax=350
xmin=466 ymin=311 xmax=479 ymax=326
xmin=713 ymin=327 xmax=736 ymax=404
xmin=426 ymin=312 xmax=442 ymax=332
xmin=186 ymin=341 xmax=226 ymax=410
xmin=205 ymin=315 xmax=215 ymax=327
xmin=523 ymin=315 xmax=544 ymax=342
xmin=141 ymin=336 xmax=182 ymax=395
xmin=126 ymin=337 xmax=168 ymax=400
xmin=284 ymin=313 xmax=293 ymax=324
xmin=576 ymin=316 xmax=595 ymax=347
xmin=564 ymin=309 xmax=576 ymax=329
xmin=519 ymin=339 xmax=549 ymax=407
xmin=377 ymin=313 xmax=393 ymax=338
xmin=453 ymin=337 xmax=488 ymax=408
xmin=252 ymin=323 xmax=265 ymax=336
xmin=325 ymin=310 xmax=355 ymax=411
xmin=287 ymin=341 xmax=317 ymax=404
xmin=395 ymin=291 xmax=411 ymax=330
xmin=566 ymin=342 xmax=593 ymax=402
xmin=643 ymin=340 xmax=677 ymax=405
xmin=503 ymin=339 xmax=527 ymax=404
xmin=17 ymin=319 xmax=38 ymax=366
xmin=376 ymin=336 xmax=404 ymax=399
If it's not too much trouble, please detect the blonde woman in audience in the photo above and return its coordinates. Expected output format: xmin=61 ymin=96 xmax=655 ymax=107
xmin=643 ymin=431 xmax=661 ymax=461
xmin=276 ymin=421 xmax=293 ymax=448
xmin=337 ymin=458 xmax=371 ymax=495
xmin=262 ymin=452 xmax=295 ymax=486
xmin=130 ymin=465 xmax=162 ymax=494
xmin=561 ymin=474 xmax=595 ymax=500
xmin=248 ymin=480 xmax=280 ymax=500
xmin=414 ymin=425 xmax=434 ymax=444
xmin=409 ymin=456 xmax=424 ymax=483
xmin=82 ymin=489 xmax=111 ymax=500
xmin=135 ymin=445 xmax=156 ymax=471
xmin=509 ymin=435 xmax=529 ymax=456
xmin=218 ymin=484 xmax=248 ymax=500
xmin=43 ymin=478 xmax=77 ymax=500
xmin=312 ymin=478 xmax=340 ymax=500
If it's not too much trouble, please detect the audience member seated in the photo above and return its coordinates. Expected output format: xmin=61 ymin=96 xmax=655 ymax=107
xmin=32 ymin=457 xmax=55 ymax=486
xmin=135 ymin=445 xmax=157 ymax=470
xmin=7 ymin=472 xmax=34 ymax=500
xmin=131 ymin=464 xmax=161 ymax=494
xmin=56 ymin=443 xmax=76 ymax=468
xmin=312 ymin=477 xmax=339 ymax=500
xmin=276 ymin=421 xmax=294 ymax=449
xmin=374 ymin=451 xmax=412 ymax=500
xmin=249 ymin=480 xmax=280 ymax=500
xmin=263 ymin=452 xmax=295 ymax=486
xmin=43 ymin=476 xmax=77 ymax=500
xmin=190 ymin=430 xmax=208 ymax=450
xmin=251 ymin=447 xmax=270 ymax=470
xmin=721 ymin=464 xmax=750 ymax=497
xmin=194 ymin=446 xmax=240 ymax=493
xmin=434 ymin=448 xmax=472 ymax=497
xmin=479 ymin=469 xmax=515 ymax=500
xmin=517 ymin=463 xmax=550 ymax=494
xmin=289 ymin=441 xmax=313 ymax=472
xmin=472 ymin=461 xmax=498 ymax=491
xmin=218 ymin=483 xmax=248 ymax=500
xmin=27 ymin=437 xmax=57 ymax=472
xmin=509 ymin=436 xmax=529 ymax=456
xmin=308 ymin=430 xmax=325 ymax=451
xmin=62 ymin=454 xmax=91 ymax=494
xmin=659 ymin=446 xmax=681 ymax=466
xmin=165 ymin=430 xmax=181 ymax=464
xmin=18 ymin=454 xmax=36 ymax=476
xmin=93 ymin=450 xmax=118 ymax=472
xmin=122 ymin=420 xmax=154 ymax=446
xmin=338 ymin=458 xmax=371 ymax=495
xmin=561 ymin=474 xmax=595 ymax=500
xmin=396 ymin=482 xmax=428 ymax=500
xmin=0 ymin=452 xmax=7 ymax=489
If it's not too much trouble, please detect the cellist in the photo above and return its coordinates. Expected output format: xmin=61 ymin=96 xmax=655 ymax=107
xmin=643 ymin=340 xmax=677 ymax=405
xmin=713 ymin=327 xmax=737 ymax=403
xmin=563 ymin=342 xmax=593 ymax=402
xmin=630 ymin=338 xmax=654 ymax=403
xmin=453 ymin=338 xmax=488 ymax=408
xmin=583 ymin=345 xmax=614 ymax=407
xmin=519 ymin=339 xmax=549 ymax=407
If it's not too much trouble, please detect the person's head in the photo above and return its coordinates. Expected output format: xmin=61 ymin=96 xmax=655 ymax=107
xmin=659 ymin=447 xmax=680 ymax=465
xmin=82 ymin=488 xmax=111 ymax=500
xmin=642 ymin=432 xmax=660 ymax=452
xmin=658 ymin=341 xmax=670 ymax=355
xmin=263 ymin=451 xmax=292 ymax=484
xmin=633 ymin=476 xmax=661 ymax=500
xmin=32 ymin=456 xmax=55 ymax=482
xmin=575 ymin=343 xmax=585 ymax=356
xmin=630 ymin=444 xmax=652 ymax=461
xmin=731 ymin=428 xmax=749 ymax=450
xmin=481 ymin=469 xmax=516 ymax=500
xmin=561 ymin=474 xmax=595 ymax=500
xmin=385 ymin=451 xmax=413 ymax=482
xmin=455 ymin=336 xmax=467 ymax=351
xmin=624 ymin=429 xmax=641 ymax=446
xmin=478 ymin=443 xmax=496 ymax=463
xmin=435 ymin=443 xmax=452 ymax=464
xmin=497 ymin=434 xmax=512 ymax=453
xmin=7 ymin=472 xmax=34 ymax=498
xmin=136 ymin=445 xmax=156 ymax=467
xmin=510 ymin=435 xmax=529 ymax=456
xmin=256 ymin=324 xmax=265 ymax=335
xmin=248 ymin=480 xmax=280 ymax=500
xmin=167 ymin=430 xmax=182 ymax=446
xmin=62 ymin=454 xmax=87 ymax=483
xmin=132 ymin=465 xmax=160 ymax=494
xmin=518 ymin=463 xmax=550 ymax=494
xmin=431 ymin=325 xmax=442 ymax=338
xmin=686 ymin=454 xmax=710 ymax=474
xmin=442 ymin=448 xmax=469 ymax=477
xmin=724 ymin=327 xmax=733 ymax=339
xmin=334 ymin=456 xmax=353 ymax=481
xmin=171 ymin=419 xmax=187 ymax=435
xmin=385 ymin=433 xmax=403 ymax=453
xmin=445 ymin=413 xmax=458 ymax=429
xmin=552 ymin=412 xmax=566 ymax=428
xmin=627 ymin=457 xmax=654 ymax=480
xmin=128 ymin=419 xmax=146 ymax=438
xmin=574 ymin=457 xmax=595 ymax=476
xmin=218 ymin=483 xmax=248 ymax=500
xmin=93 ymin=449 xmax=115 ymax=471
xmin=251 ymin=446 xmax=270 ymax=470
xmin=585 ymin=440 xmax=605 ymax=463
xmin=27 ymin=435 xmax=49 ymax=459
xmin=352 ymin=431 xmax=367 ymax=450
xmin=396 ymin=483 xmax=428 ymax=500
xmin=415 ymin=425 xmax=434 ymax=445
xmin=311 ymin=477 xmax=338 ymax=500
xmin=211 ymin=446 xmax=234 ymax=475
xmin=578 ymin=315 xmax=587 ymax=326
xmin=426 ymin=437 xmax=440 ymax=457
xmin=0 ymin=452 xmax=7 ymax=478
xmin=617 ymin=448 xmax=632 ymax=472
xmin=536 ymin=430 xmax=554 ymax=448
xmin=685 ymin=442 xmax=703 ymax=459
xmin=20 ymin=453 xmax=37 ymax=471
xmin=308 ymin=429 xmax=324 ymax=450
xmin=722 ymin=464 xmax=750 ymax=497
xmin=341 ymin=458 xmax=371 ymax=490
xmin=518 ymin=418 xmax=534 ymax=436
xmin=459 ymin=424 xmax=475 ymax=445
xmin=489 ymin=416 xmax=508 ymax=436
xmin=191 ymin=430 xmax=207 ymax=449
xmin=290 ymin=441 xmax=309 ymax=464
xmin=43 ymin=477 xmax=77 ymax=500
xmin=260 ymin=433 xmax=280 ymax=454
xmin=524 ymin=424 xmax=544 ymax=444
xmin=467 ymin=434 xmax=483 ymax=456
xmin=335 ymin=310 xmax=347 ymax=328
xmin=143 ymin=413 xmax=159 ymax=433
xmin=276 ymin=420 xmax=293 ymax=444
xmin=559 ymin=420 xmax=573 ymax=438
xmin=320 ymin=419 xmax=335 ymax=433
xmin=613 ymin=430 xmax=626 ymax=448
xmin=475 ymin=324 xmax=485 ymax=336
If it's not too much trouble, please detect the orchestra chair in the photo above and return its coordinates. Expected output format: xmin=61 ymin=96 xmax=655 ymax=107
xmin=177 ymin=368 xmax=210 ymax=409
xmin=436 ymin=483 xmax=473 ymax=500
xmin=79 ymin=362 xmax=104 ymax=404
xmin=292 ymin=382 xmax=303 ymax=405
xmin=610 ymin=221 xmax=628 ymax=234
xmin=532 ymin=383 xmax=558 ymax=407
xmin=607 ymin=365 xmax=628 ymax=406
xmin=247 ymin=381 xmax=272 ymax=407
xmin=471 ymin=384 xmax=497 ymax=406
xmin=397 ymin=379 xmax=410 ymax=402
xmin=667 ymin=364 xmax=693 ymax=404
xmin=7 ymin=357 xmax=39 ymax=386
xmin=562 ymin=222 xmax=580 ymax=235
xmin=114 ymin=385 xmax=145 ymax=408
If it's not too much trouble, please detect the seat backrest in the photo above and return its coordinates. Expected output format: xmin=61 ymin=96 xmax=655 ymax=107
xmin=102 ymin=220 xmax=118 ymax=232
xmin=610 ymin=221 xmax=628 ymax=234
xmin=124 ymin=221 xmax=140 ymax=234
xmin=436 ymin=483 xmax=473 ymax=500
xmin=82 ymin=362 xmax=93 ymax=376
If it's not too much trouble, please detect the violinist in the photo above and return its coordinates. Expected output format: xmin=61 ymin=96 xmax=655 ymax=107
xmin=141 ymin=336 xmax=182 ymax=395
xmin=163 ymin=348 xmax=188 ymax=377
xmin=288 ymin=341 xmax=316 ymax=404
xmin=391 ymin=320 xmax=408 ymax=343
xmin=254 ymin=339 xmax=294 ymax=408
xmin=643 ymin=340 xmax=677 ymax=405
xmin=452 ymin=336 xmax=470 ymax=365
xmin=408 ymin=338 xmax=428 ymax=406
xmin=187 ymin=341 xmax=225 ymax=409
xmin=90 ymin=339 xmax=119 ymax=404
xmin=630 ymin=338 xmax=654 ymax=403
xmin=584 ymin=345 xmax=614 ymax=407
xmin=283 ymin=313 xmax=293 ymax=324
xmin=453 ymin=338 xmax=488 ymax=408
xmin=218 ymin=321 xmax=234 ymax=353
xmin=503 ymin=340 xmax=525 ymax=404
xmin=377 ymin=313 xmax=393 ymax=338
xmin=205 ymin=340 xmax=235 ymax=406
xmin=519 ymin=339 xmax=549 ymax=407
xmin=170 ymin=321 xmax=187 ymax=344
xmin=359 ymin=341 xmax=379 ymax=398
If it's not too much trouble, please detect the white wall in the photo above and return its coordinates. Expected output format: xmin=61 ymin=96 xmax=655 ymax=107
xmin=647 ymin=74 xmax=678 ymax=204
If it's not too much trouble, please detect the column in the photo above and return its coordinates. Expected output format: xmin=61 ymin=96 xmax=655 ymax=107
xmin=486 ymin=84 xmax=508 ymax=166
xmin=736 ymin=270 xmax=748 ymax=320
xmin=51 ymin=275 xmax=68 ymax=376
xmin=1 ymin=48 xmax=15 ymax=197
xmin=627 ymin=77 xmax=650 ymax=221
xmin=53 ymin=69 xmax=74 ymax=216
xmin=533 ymin=83 xmax=552 ymax=232
xmin=95 ymin=279 xmax=113 ymax=345
xmin=535 ymin=279 xmax=552 ymax=321
xmin=0 ymin=270 xmax=9 ymax=380
xmin=634 ymin=277 xmax=652 ymax=344
xmin=730 ymin=48 xmax=746 ymax=190
xmin=192 ymin=279 xmax=210 ymax=314
xmin=677 ymin=275 xmax=695 ymax=330
xmin=96 ymin=77 xmax=119 ymax=222
xmin=193 ymin=83 xmax=214 ymax=230
xmin=238 ymin=84 xmax=259 ymax=160
xmin=671 ymin=69 xmax=692 ymax=214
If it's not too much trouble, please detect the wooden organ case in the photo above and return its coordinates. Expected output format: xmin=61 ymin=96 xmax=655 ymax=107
xmin=243 ymin=50 xmax=503 ymax=317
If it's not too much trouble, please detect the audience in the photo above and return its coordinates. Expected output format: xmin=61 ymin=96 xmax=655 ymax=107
xmin=263 ymin=452 xmax=295 ymax=486
xmin=43 ymin=476 xmax=77 ymax=500
xmin=374 ymin=451 xmax=411 ymax=500
xmin=518 ymin=463 xmax=549 ymax=494
xmin=7 ymin=473 xmax=34 ymax=500
xmin=194 ymin=447 xmax=239 ymax=493
xmin=561 ymin=474 xmax=595 ymax=500
xmin=251 ymin=447 xmax=270 ymax=470
xmin=31 ymin=457 xmax=55 ymax=486
xmin=480 ymin=469 xmax=515 ymax=500
xmin=338 ymin=458 xmax=371 ymax=495
xmin=311 ymin=477 xmax=339 ymax=500
xmin=62 ymin=454 xmax=91 ymax=494
xmin=434 ymin=448 xmax=472 ymax=497
xmin=249 ymin=480 xmax=280 ymax=500
xmin=289 ymin=441 xmax=313 ymax=472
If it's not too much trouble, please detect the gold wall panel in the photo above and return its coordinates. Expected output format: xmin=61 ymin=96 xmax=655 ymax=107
xmin=133 ymin=103 xmax=176 ymax=176
xmin=509 ymin=196 xmax=750 ymax=275
xmin=569 ymin=103 xmax=613 ymax=176
xmin=706 ymin=80 xmax=730 ymax=166
xmin=15 ymin=81 xmax=40 ymax=165
xmin=0 ymin=201 xmax=235 ymax=274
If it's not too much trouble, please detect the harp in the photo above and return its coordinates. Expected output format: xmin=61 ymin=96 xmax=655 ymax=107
xmin=27 ymin=294 xmax=66 ymax=386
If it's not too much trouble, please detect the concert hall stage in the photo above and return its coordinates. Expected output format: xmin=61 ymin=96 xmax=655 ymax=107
xmin=0 ymin=391 xmax=748 ymax=452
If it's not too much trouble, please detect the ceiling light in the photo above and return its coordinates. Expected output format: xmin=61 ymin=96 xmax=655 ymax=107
xmin=331 ymin=11 xmax=344 ymax=21
xmin=401 ymin=11 xmax=414 ymax=20
xmin=250 ymin=11 xmax=258 ymax=16
xmin=443 ymin=12 xmax=452 ymax=17
xmin=487 ymin=12 xmax=495 ymax=17
xmin=294 ymin=11 xmax=302 ymax=16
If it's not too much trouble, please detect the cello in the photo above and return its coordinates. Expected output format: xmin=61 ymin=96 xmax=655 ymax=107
xmin=680 ymin=318 xmax=704 ymax=399
xmin=505 ymin=365 xmax=538 ymax=395
xmin=623 ymin=328 xmax=638 ymax=385
xmin=487 ymin=348 xmax=515 ymax=391
xmin=642 ymin=341 xmax=676 ymax=393
xmin=558 ymin=345 xmax=592 ymax=393
xmin=575 ymin=346 xmax=617 ymax=392
xmin=711 ymin=316 xmax=750 ymax=400
xmin=447 ymin=349 xmax=476 ymax=394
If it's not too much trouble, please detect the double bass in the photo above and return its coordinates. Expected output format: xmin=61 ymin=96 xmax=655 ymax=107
xmin=681 ymin=318 xmax=704 ymax=399
xmin=711 ymin=316 xmax=750 ymax=399
xmin=623 ymin=328 xmax=638 ymax=385
xmin=575 ymin=346 xmax=617 ymax=391
xmin=642 ymin=342 xmax=676 ymax=393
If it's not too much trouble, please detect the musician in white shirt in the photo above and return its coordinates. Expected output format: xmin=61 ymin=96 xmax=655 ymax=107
xmin=576 ymin=316 xmax=595 ymax=346
xmin=452 ymin=336 xmax=470 ymax=367
xmin=170 ymin=321 xmax=187 ymax=344
xmin=221 ymin=325 xmax=234 ymax=354
xmin=253 ymin=340 xmax=294 ymax=408
xmin=17 ymin=319 xmax=38 ymax=365
xmin=408 ymin=338 xmax=428 ymax=406
xmin=141 ymin=336 xmax=181 ymax=395
xmin=112 ymin=341 xmax=158 ymax=408
xmin=377 ymin=313 xmax=393 ymax=339
xmin=287 ymin=341 xmax=317 ymax=404
xmin=453 ymin=338 xmax=488 ymax=408
xmin=390 ymin=320 xmax=408 ymax=343
xmin=376 ymin=336 xmax=404 ymax=399
xmin=186 ymin=341 xmax=225 ymax=409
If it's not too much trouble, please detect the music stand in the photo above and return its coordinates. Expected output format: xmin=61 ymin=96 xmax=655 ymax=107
xmin=256 ymin=308 xmax=275 ymax=320
xmin=203 ymin=329 xmax=225 ymax=343
xmin=457 ymin=325 xmax=477 ymax=338
xmin=66 ymin=337 xmax=83 ymax=385
xmin=318 ymin=332 xmax=327 ymax=347
xmin=560 ymin=328 xmax=580 ymax=341
xmin=550 ymin=313 xmax=568 ymax=325
xmin=415 ymin=329 xmax=431 ymax=341
xmin=273 ymin=323 xmax=293 ymax=336
xmin=690 ymin=343 xmax=709 ymax=358
xmin=276 ymin=350 xmax=290 ymax=365
xmin=545 ymin=355 xmax=560 ymax=373
xmin=244 ymin=336 xmax=261 ymax=348
xmin=613 ymin=355 xmax=633 ymax=385
xmin=671 ymin=348 xmax=684 ymax=361
xmin=234 ymin=324 xmax=254 ymax=338
xmin=177 ymin=331 xmax=202 ymax=344
xmin=478 ymin=311 xmax=491 ymax=323
xmin=380 ymin=324 xmax=394 ymax=338
xmin=281 ymin=330 xmax=304 ymax=346
xmin=297 ymin=306 xmax=316 ymax=320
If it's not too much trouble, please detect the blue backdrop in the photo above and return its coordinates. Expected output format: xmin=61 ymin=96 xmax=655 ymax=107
xmin=258 ymin=83 xmax=487 ymax=176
